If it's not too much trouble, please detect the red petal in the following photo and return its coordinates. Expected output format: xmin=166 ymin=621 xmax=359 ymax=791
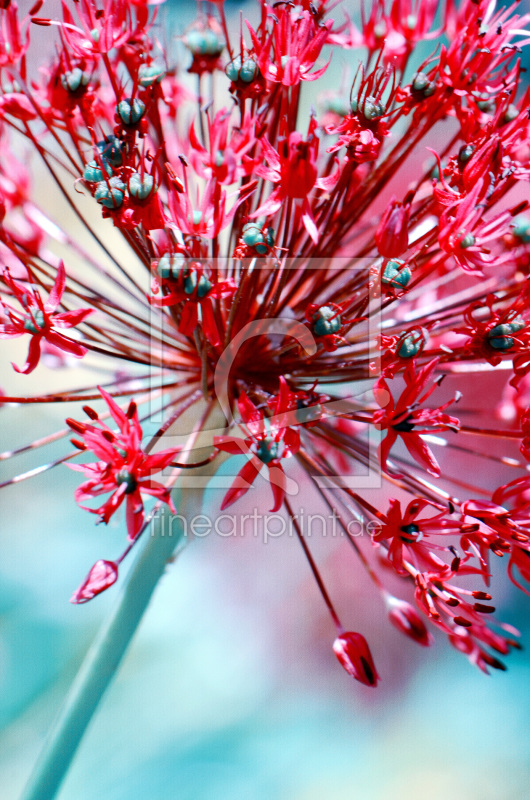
xmin=220 ymin=458 xmax=261 ymax=510
xmin=45 ymin=331 xmax=87 ymax=357
xmin=13 ymin=334 xmax=41 ymax=374
xmin=47 ymin=259 xmax=65 ymax=311
xmin=54 ymin=307 xmax=94 ymax=327
xmin=214 ymin=435 xmax=251 ymax=455
xmin=201 ymin=298 xmax=221 ymax=347
xmin=98 ymin=385 xmax=128 ymax=428
xmin=268 ymin=463 xmax=286 ymax=512
xmin=126 ymin=491 xmax=145 ymax=540
xmin=403 ymin=433 xmax=440 ymax=477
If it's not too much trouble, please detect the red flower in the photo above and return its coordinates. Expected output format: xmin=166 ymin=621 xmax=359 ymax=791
xmin=52 ymin=0 xmax=149 ymax=60
xmin=455 ymin=293 xmax=529 ymax=367
xmin=464 ymin=498 xmax=530 ymax=594
xmin=247 ymin=7 xmax=332 ymax=86
xmin=150 ymin=257 xmax=236 ymax=348
xmin=67 ymin=387 xmax=180 ymax=540
xmin=325 ymin=62 xmax=394 ymax=159
xmin=385 ymin=595 xmax=433 ymax=647
xmin=305 ymin=302 xmax=345 ymax=352
xmin=0 ymin=0 xmax=32 ymax=67
xmin=378 ymin=328 xmax=429 ymax=379
xmin=214 ymin=378 xmax=301 ymax=512
xmin=188 ymin=111 xmax=256 ymax=186
xmin=252 ymin=118 xmax=339 ymax=243
xmin=414 ymin=569 xmax=519 ymax=672
xmin=0 ymin=261 xmax=93 ymax=373
xmin=375 ymin=496 xmax=464 ymax=575
xmin=168 ymin=176 xmax=247 ymax=240
xmin=333 ymin=631 xmax=379 ymax=687
xmin=372 ymin=359 xmax=460 ymax=476
xmin=184 ymin=16 xmax=224 ymax=76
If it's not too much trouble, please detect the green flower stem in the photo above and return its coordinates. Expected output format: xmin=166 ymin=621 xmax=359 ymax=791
xmin=21 ymin=502 xmax=186 ymax=800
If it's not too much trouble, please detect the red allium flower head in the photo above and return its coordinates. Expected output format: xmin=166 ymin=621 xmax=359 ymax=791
xmin=70 ymin=559 xmax=118 ymax=604
xmin=248 ymin=5 xmax=332 ymax=86
xmin=4 ymin=0 xmax=530 ymax=685
xmin=333 ymin=632 xmax=379 ymax=687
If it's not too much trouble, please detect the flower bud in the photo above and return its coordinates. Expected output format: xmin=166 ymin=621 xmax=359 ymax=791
xmin=332 ymin=631 xmax=379 ymax=686
xmin=386 ymin=596 xmax=433 ymax=646
xmin=70 ymin=560 xmax=118 ymax=604
xmin=375 ymin=197 xmax=410 ymax=257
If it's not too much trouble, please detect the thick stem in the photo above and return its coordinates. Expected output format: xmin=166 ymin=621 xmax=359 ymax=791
xmin=21 ymin=501 xmax=187 ymax=800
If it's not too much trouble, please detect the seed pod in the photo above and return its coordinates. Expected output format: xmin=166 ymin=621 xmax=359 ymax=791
xmin=83 ymin=160 xmax=113 ymax=183
xmin=312 ymin=306 xmax=342 ymax=336
xmin=94 ymin=177 xmax=126 ymax=209
xmin=61 ymin=67 xmax=90 ymax=93
xmin=128 ymin=172 xmax=156 ymax=200
xmin=381 ymin=259 xmax=412 ymax=289
xmin=117 ymin=97 xmax=146 ymax=126
xmin=138 ymin=63 xmax=165 ymax=87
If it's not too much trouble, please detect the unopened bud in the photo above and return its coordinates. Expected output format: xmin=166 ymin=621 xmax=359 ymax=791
xmin=375 ymin=197 xmax=410 ymax=257
xmin=386 ymin=596 xmax=433 ymax=646
xmin=333 ymin=631 xmax=379 ymax=687
xmin=70 ymin=560 xmax=118 ymax=604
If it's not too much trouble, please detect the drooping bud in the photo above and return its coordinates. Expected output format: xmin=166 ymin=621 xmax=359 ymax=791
xmin=375 ymin=197 xmax=410 ymax=257
xmin=70 ymin=560 xmax=118 ymax=604
xmin=95 ymin=176 xmax=126 ymax=209
xmin=332 ymin=631 xmax=379 ymax=687
xmin=138 ymin=63 xmax=166 ymax=87
xmin=386 ymin=596 xmax=433 ymax=646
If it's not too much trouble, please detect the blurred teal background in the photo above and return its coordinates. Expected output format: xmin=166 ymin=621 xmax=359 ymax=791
xmin=1 ymin=401 xmax=530 ymax=800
